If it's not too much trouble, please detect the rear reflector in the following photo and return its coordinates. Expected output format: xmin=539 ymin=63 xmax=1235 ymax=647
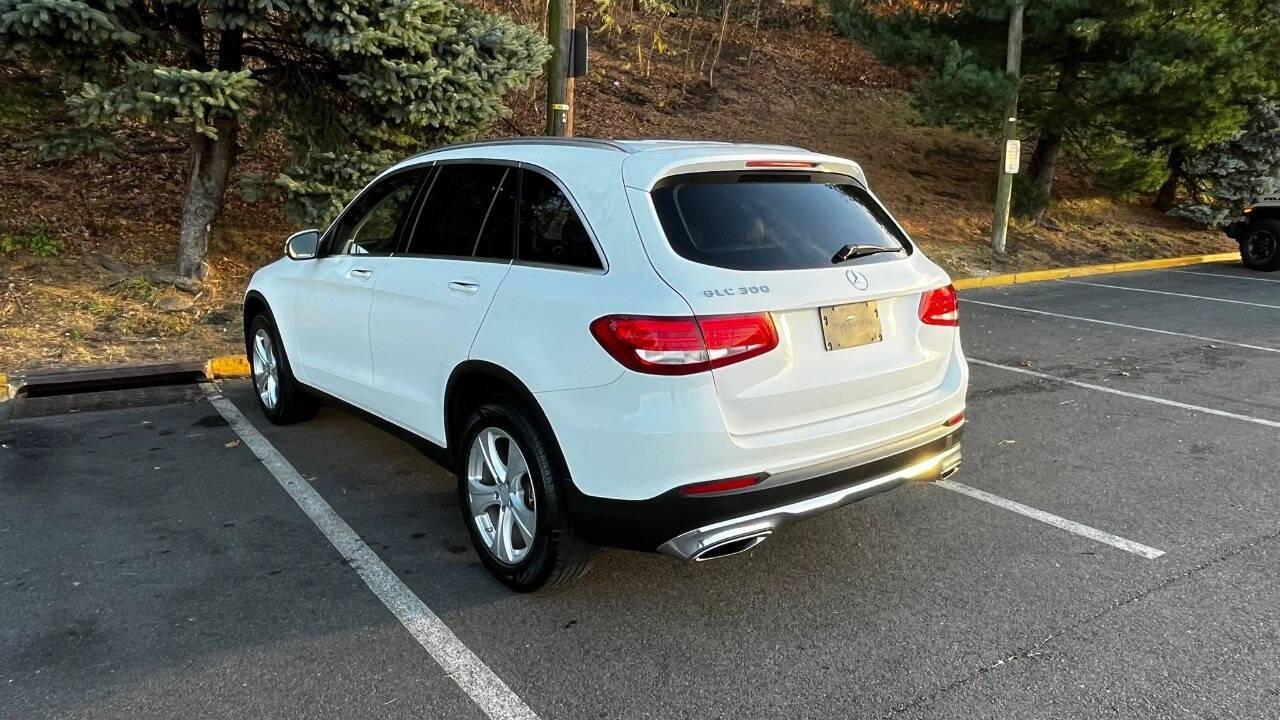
xmin=590 ymin=313 xmax=778 ymax=375
xmin=744 ymin=160 xmax=816 ymax=168
xmin=945 ymin=412 xmax=965 ymax=427
xmin=919 ymin=284 xmax=959 ymax=326
xmin=678 ymin=474 xmax=765 ymax=496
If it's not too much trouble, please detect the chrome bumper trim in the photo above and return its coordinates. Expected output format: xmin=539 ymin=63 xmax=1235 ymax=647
xmin=755 ymin=420 xmax=963 ymax=492
xmin=657 ymin=444 xmax=961 ymax=561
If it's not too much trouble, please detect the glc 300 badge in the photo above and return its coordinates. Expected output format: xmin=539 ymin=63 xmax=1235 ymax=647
xmin=846 ymin=270 xmax=869 ymax=291
xmin=702 ymin=285 xmax=770 ymax=297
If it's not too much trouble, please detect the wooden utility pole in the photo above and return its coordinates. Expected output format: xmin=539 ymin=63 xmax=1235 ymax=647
xmin=546 ymin=0 xmax=575 ymax=136
xmin=990 ymin=1 xmax=1024 ymax=254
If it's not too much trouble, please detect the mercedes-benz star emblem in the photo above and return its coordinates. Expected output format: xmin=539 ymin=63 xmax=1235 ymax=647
xmin=845 ymin=270 xmax=869 ymax=291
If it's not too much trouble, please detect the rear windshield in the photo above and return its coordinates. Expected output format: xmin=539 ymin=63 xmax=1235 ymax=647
xmin=651 ymin=172 xmax=910 ymax=271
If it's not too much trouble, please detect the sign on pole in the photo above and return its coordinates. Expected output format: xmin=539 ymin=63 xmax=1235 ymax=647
xmin=571 ymin=26 xmax=589 ymax=78
xmin=1003 ymin=138 xmax=1021 ymax=175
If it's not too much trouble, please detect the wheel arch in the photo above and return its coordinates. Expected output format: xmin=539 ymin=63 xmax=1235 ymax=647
xmin=444 ymin=361 xmax=563 ymax=463
xmin=243 ymin=290 xmax=271 ymax=351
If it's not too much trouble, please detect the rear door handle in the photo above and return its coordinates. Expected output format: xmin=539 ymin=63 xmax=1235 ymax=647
xmin=349 ymin=268 xmax=373 ymax=279
xmin=448 ymin=281 xmax=480 ymax=295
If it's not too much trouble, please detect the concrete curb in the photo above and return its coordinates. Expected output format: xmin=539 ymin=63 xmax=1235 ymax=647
xmin=952 ymin=251 xmax=1239 ymax=290
xmin=206 ymin=355 xmax=251 ymax=379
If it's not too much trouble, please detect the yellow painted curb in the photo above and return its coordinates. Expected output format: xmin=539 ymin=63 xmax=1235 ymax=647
xmin=206 ymin=355 xmax=251 ymax=379
xmin=0 ymin=372 xmax=8 ymax=402
xmin=953 ymin=251 xmax=1239 ymax=290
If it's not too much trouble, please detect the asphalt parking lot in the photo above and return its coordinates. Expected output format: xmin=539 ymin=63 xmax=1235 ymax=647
xmin=3 ymin=262 xmax=1278 ymax=719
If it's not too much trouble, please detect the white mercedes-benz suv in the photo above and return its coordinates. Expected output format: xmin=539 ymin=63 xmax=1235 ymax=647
xmin=243 ymin=138 xmax=967 ymax=590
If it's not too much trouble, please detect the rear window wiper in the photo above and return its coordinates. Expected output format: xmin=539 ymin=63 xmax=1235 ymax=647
xmin=831 ymin=244 xmax=902 ymax=265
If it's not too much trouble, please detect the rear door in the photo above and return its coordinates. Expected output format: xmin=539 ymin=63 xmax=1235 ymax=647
xmin=628 ymin=170 xmax=955 ymax=439
xmin=367 ymin=163 xmax=516 ymax=445
xmin=291 ymin=168 xmax=425 ymax=406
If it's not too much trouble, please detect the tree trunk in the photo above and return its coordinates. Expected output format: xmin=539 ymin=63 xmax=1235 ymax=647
xmin=176 ymin=118 xmax=237 ymax=280
xmin=708 ymin=0 xmax=732 ymax=88
xmin=175 ymin=28 xmax=244 ymax=281
xmin=679 ymin=0 xmax=701 ymax=96
xmin=1154 ymin=146 xmax=1186 ymax=212
xmin=1020 ymin=129 xmax=1061 ymax=223
xmin=1015 ymin=46 xmax=1080 ymax=223
xmin=746 ymin=0 xmax=762 ymax=70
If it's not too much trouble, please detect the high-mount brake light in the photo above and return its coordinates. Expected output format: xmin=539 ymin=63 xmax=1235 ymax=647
xmin=919 ymin=284 xmax=959 ymax=327
xmin=589 ymin=313 xmax=778 ymax=375
xmin=744 ymin=160 xmax=817 ymax=169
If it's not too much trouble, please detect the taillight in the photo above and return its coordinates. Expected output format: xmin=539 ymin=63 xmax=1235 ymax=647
xmin=589 ymin=313 xmax=778 ymax=375
xmin=919 ymin=284 xmax=959 ymax=326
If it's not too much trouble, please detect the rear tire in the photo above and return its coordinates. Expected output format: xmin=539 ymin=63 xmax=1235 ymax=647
xmin=1240 ymin=219 xmax=1280 ymax=271
xmin=456 ymin=399 xmax=595 ymax=591
xmin=247 ymin=313 xmax=315 ymax=424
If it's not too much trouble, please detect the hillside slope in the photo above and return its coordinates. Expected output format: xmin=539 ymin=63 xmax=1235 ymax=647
xmin=0 ymin=4 xmax=1232 ymax=371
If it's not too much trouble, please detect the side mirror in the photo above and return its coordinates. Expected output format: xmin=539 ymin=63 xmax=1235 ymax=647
xmin=285 ymin=229 xmax=320 ymax=260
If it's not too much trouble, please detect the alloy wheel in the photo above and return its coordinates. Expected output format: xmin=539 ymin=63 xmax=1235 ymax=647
xmin=251 ymin=328 xmax=280 ymax=410
xmin=466 ymin=427 xmax=537 ymax=564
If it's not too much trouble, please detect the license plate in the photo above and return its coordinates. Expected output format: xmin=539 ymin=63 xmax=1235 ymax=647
xmin=820 ymin=301 xmax=883 ymax=351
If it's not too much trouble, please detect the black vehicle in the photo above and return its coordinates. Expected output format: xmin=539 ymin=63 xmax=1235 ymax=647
xmin=1226 ymin=194 xmax=1280 ymax=271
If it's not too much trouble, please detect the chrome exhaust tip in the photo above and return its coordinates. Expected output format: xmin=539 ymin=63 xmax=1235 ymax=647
xmin=691 ymin=533 xmax=770 ymax=562
xmin=939 ymin=452 xmax=962 ymax=479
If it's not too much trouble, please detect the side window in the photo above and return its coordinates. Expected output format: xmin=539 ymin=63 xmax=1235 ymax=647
xmin=517 ymin=170 xmax=602 ymax=270
xmin=403 ymin=164 xmax=513 ymax=260
xmin=326 ymin=170 xmax=424 ymax=256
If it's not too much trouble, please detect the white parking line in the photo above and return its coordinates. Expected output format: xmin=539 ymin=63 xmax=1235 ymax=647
xmin=1057 ymin=279 xmax=1280 ymax=309
xmin=969 ymin=359 xmax=1280 ymax=428
xmin=936 ymin=480 xmax=1165 ymax=559
xmin=202 ymin=384 xmax=539 ymax=720
xmin=1167 ymin=268 xmax=1280 ymax=284
xmin=960 ymin=299 xmax=1280 ymax=353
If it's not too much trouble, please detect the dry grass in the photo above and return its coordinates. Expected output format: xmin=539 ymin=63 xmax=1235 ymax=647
xmin=0 ymin=5 xmax=1233 ymax=373
xmin=0 ymin=250 xmax=269 ymax=370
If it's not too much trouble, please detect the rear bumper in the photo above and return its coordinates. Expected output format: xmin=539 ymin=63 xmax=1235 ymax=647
xmin=536 ymin=347 xmax=968 ymax=501
xmin=567 ymin=428 xmax=962 ymax=555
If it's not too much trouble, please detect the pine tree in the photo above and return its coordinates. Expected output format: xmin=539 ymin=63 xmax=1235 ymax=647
xmin=1172 ymin=97 xmax=1280 ymax=226
xmin=0 ymin=0 xmax=550 ymax=282
xmin=831 ymin=0 xmax=1280 ymax=221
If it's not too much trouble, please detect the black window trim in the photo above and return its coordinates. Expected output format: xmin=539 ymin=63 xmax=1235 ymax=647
xmin=321 ymin=157 xmax=610 ymax=274
xmin=317 ymin=163 xmax=432 ymax=259
xmin=511 ymin=162 xmax=609 ymax=275
xmin=394 ymin=158 xmax=517 ymax=265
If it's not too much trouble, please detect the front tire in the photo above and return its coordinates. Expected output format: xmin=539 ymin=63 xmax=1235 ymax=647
xmin=457 ymin=399 xmax=594 ymax=591
xmin=1240 ymin=219 xmax=1280 ymax=271
xmin=247 ymin=313 xmax=315 ymax=424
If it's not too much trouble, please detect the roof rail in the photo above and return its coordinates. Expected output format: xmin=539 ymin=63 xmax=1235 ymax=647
xmin=411 ymin=136 xmax=631 ymax=160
